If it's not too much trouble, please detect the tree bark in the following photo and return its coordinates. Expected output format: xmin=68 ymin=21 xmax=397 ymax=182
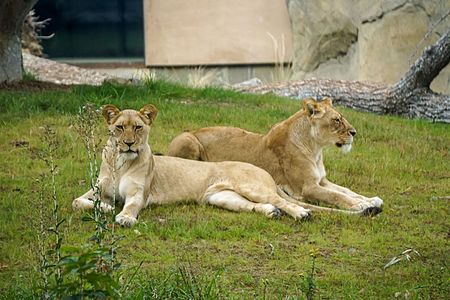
xmin=0 ymin=0 xmax=38 ymax=83
xmin=237 ymin=29 xmax=450 ymax=123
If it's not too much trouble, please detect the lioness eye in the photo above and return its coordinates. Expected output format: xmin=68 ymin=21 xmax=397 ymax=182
xmin=116 ymin=125 xmax=124 ymax=130
xmin=135 ymin=125 xmax=142 ymax=130
xmin=333 ymin=118 xmax=340 ymax=123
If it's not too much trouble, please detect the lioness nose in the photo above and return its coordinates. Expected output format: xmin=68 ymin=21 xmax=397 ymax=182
xmin=124 ymin=141 xmax=134 ymax=147
xmin=349 ymin=129 xmax=356 ymax=136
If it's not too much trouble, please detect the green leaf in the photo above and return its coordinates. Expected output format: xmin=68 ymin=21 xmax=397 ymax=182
xmin=56 ymin=218 xmax=66 ymax=228
xmin=81 ymin=215 xmax=94 ymax=222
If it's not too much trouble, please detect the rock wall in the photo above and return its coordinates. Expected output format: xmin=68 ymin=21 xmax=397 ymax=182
xmin=287 ymin=0 xmax=450 ymax=94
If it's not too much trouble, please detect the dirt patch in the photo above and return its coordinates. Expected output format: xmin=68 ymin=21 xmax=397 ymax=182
xmin=0 ymin=80 xmax=74 ymax=91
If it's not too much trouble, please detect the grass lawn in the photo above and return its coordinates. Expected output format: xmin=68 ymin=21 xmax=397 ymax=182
xmin=0 ymin=80 xmax=449 ymax=299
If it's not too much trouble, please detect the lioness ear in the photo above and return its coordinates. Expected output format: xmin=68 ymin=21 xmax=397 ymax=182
xmin=139 ymin=104 xmax=158 ymax=125
xmin=102 ymin=104 xmax=121 ymax=124
xmin=303 ymin=98 xmax=320 ymax=116
xmin=321 ymin=97 xmax=333 ymax=106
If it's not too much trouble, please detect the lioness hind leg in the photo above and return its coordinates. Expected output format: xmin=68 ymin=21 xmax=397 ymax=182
xmin=238 ymin=188 xmax=311 ymax=220
xmin=205 ymin=190 xmax=281 ymax=218
xmin=167 ymin=132 xmax=204 ymax=160
xmin=263 ymin=196 xmax=311 ymax=220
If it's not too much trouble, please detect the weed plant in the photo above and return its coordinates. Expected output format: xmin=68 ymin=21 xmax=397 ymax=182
xmin=29 ymin=107 xmax=125 ymax=299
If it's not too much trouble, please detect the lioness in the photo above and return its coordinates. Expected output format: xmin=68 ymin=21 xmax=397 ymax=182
xmin=73 ymin=104 xmax=315 ymax=227
xmin=167 ymin=98 xmax=383 ymax=215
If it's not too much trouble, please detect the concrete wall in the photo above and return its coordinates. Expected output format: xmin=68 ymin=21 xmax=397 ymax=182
xmin=144 ymin=0 xmax=292 ymax=66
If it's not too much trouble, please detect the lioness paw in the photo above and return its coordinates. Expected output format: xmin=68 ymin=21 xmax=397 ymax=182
xmin=267 ymin=206 xmax=282 ymax=218
xmin=350 ymin=201 xmax=373 ymax=211
xmin=362 ymin=206 xmax=382 ymax=216
xmin=72 ymin=197 xmax=114 ymax=213
xmin=72 ymin=198 xmax=85 ymax=210
xmin=115 ymin=213 xmax=138 ymax=227
xmin=351 ymin=201 xmax=382 ymax=216
xmin=100 ymin=202 xmax=114 ymax=213
xmin=295 ymin=207 xmax=311 ymax=221
xmin=369 ymin=197 xmax=383 ymax=208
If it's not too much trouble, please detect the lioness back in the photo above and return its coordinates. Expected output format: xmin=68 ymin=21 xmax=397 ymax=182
xmin=167 ymin=126 xmax=266 ymax=163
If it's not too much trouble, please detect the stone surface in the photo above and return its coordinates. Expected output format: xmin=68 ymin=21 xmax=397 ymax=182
xmin=358 ymin=4 xmax=429 ymax=84
xmin=287 ymin=0 xmax=450 ymax=94
xmin=232 ymin=77 xmax=263 ymax=89
xmin=289 ymin=0 xmax=358 ymax=75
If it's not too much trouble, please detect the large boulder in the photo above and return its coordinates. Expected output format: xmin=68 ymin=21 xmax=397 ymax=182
xmin=287 ymin=0 xmax=450 ymax=94
xmin=289 ymin=0 xmax=358 ymax=76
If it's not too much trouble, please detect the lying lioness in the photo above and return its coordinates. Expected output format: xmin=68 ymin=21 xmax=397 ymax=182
xmin=73 ymin=104 xmax=316 ymax=227
xmin=168 ymin=98 xmax=383 ymax=215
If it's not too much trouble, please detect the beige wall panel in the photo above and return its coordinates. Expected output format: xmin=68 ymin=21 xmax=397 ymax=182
xmin=144 ymin=0 xmax=293 ymax=66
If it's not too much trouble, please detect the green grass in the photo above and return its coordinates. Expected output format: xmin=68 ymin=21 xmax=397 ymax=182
xmin=0 ymin=80 xmax=449 ymax=299
xmin=22 ymin=71 xmax=39 ymax=82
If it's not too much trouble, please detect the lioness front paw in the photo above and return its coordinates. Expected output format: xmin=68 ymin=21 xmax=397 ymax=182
xmin=351 ymin=201 xmax=382 ymax=216
xmin=361 ymin=206 xmax=382 ymax=216
xmin=72 ymin=198 xmax=85 ymax=210
xmin=115 ymin=213 xmax=137 ymax=227
xmin=350 ymin=201 xmax=372 ymax=211
xmin=72 ymin=197 xmax=114 ymax=213
xmin=368 ymin=197 xmax=383 ymax=208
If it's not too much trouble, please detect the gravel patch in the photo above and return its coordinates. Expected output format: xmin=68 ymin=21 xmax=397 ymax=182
xmin=23 ymin=52 xmax=117 ymax=85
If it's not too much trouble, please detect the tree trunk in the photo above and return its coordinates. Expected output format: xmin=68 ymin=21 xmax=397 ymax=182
xmin=237 ymin=29 xmax=450 ymax=123
xmin=0 ymin=0 xmax=38 ymax=83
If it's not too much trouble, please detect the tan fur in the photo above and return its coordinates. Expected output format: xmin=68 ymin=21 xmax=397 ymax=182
xmin=73 ymin=104 xmax=313 ymax=227
xmin=168 ymin=98 xmax=383 ymax=214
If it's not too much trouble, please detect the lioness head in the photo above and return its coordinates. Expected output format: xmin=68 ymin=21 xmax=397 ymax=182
xmin=102 ymin=104 xmax=158 ymax=158
xmin=303 ymin=98 xmax=356 ymax=153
